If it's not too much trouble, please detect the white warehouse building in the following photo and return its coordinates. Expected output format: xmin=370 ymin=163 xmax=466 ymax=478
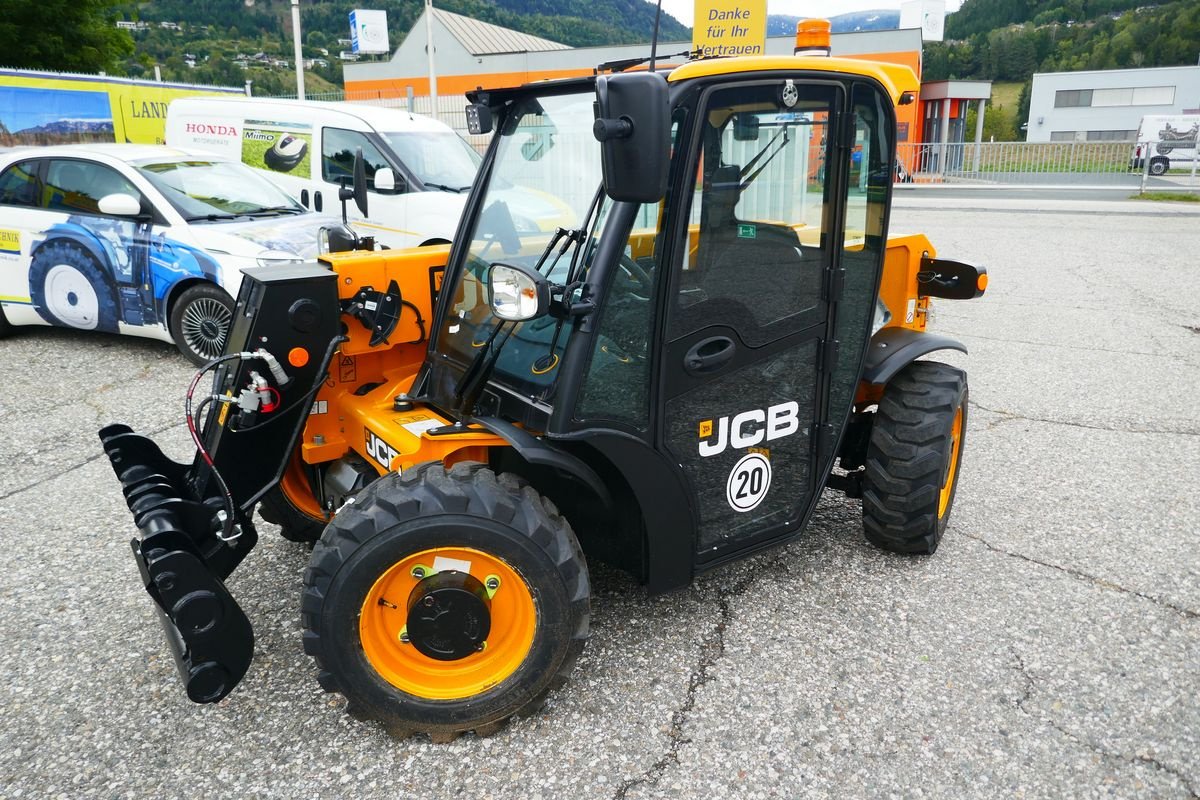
xmin=1025 ymin=65 xmax=1200 ymax=143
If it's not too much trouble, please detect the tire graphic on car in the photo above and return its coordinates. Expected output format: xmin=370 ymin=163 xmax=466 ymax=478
xmin=28 ymin=241 xmax=119 ymax=333
xmin=264 ymin=134 xmax=308 ymax=172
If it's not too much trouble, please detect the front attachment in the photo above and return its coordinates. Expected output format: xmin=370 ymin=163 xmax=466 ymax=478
xmin=99 ymin=264 xmax=341 ymax=703
xmin=100 ymin=423 xmax=258 ymax=703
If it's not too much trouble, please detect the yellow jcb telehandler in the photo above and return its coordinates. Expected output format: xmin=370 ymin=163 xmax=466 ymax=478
xmin=100 ymin=28 xmax=986 ymax=740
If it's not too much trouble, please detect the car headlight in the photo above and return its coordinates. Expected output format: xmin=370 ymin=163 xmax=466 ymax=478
xmin=256 ymin=249 xmax=304 ymax=267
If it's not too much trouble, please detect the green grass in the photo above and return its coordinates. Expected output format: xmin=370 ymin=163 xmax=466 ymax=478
xmin=1131 ymin=191 xmax=1200 ymax=202
xmin=989 ymin=81 xmax=1023 ymax=111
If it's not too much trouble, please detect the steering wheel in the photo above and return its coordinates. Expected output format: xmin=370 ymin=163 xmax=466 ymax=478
xmin=617 ymin=253 xmax=654 ymax=297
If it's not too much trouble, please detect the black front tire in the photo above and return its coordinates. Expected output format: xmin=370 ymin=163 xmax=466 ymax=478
xmin=0 ymin=304 xmax=12 ymax=338
xmin=1149 ymin=158 xmax=1169 ymax=176
xmin=861 ymin=360 xmax=968 ymax=555
xmin=301 ymin=462 xmax=590 ymax=739
xmin=28 ymin=242 xmax=119 ymax=333
xmin=169 ymin=283 xmax=234 ymax=366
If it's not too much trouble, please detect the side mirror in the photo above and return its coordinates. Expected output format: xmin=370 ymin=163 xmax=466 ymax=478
xmin=374 ymin=167 xmax=397 ymax=193
xmin=337 ymin=147 xmax=370 ymax=222
xmin=489 ymin=262 xmax=549 ymax=321
xmin=98 ymin=193 xmax=143 ymax=217
xmin=593 ymin=71 xmax=670 ymax=203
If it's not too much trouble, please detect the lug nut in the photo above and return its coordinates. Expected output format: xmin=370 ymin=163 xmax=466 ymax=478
xmin=411 ymin=566 xmax=425 ymax=579
xmin=399 ymin=631 xmax=410 ymax=644
xmin=485 ymin=577 xmax=500 ymax=590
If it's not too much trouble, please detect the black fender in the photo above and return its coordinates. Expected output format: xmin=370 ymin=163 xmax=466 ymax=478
xmin=33 ymin=225 xmax=111 ymax=269
xmin=472 ymin=416 xmax=613 ymax=509
xmin=861 ymin=327 xmax=966 ymax=385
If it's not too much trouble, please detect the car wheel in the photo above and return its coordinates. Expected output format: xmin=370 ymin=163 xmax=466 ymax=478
xmin=28 ymin=242 xmax=119 ymax=333
xmin=169 ymin=283 xmax=234 ymax=366
xmin=1149 ymin=158 xmax=1169 ymax=176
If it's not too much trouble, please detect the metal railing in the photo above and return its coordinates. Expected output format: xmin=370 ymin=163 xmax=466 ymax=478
xmin=895 ymin=139 xmax=1199 ymax=192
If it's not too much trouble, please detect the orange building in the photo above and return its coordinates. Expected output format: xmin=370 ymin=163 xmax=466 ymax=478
xmin=344 ymin=9 xmax=988 ymax=175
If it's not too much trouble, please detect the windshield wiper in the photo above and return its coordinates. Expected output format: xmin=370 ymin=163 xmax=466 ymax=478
xmin=424 ymin=182 xmax=471 ymax=193
xmin=242 ymin=206 xmax=305 ymax=217
xmin=184 ymin=212 xmax=245 ymax=222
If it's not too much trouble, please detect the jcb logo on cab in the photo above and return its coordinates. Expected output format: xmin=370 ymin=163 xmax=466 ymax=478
xmin=698 ymin=401 xmax=801 ymax=457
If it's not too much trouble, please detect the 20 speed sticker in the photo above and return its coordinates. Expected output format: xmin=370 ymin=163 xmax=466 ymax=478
xmin=726 ymin=452 xmax=772 ymax=513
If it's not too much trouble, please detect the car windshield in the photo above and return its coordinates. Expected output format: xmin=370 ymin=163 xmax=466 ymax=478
xmin=134 ymin=159 xmax=305 ymax=220
xmin=378 ymin=131 xmax=480 ymax=191
xmin=435 ymin=88 xmax=608 ymax=401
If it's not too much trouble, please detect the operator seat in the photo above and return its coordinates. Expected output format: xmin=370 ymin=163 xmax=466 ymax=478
xmin=691 ymin=164 xmax=813 ymax=335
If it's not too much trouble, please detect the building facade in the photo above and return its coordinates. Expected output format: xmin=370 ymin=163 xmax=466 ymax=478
xmin=1026 ymin=65 xmax=1200 ymax=143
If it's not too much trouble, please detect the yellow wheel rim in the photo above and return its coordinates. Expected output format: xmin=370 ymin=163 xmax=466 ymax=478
xmin=938 ymin=406 xmax=964 ymax=518
xmin=280 ymin=452 xmax=327 ymax=521
xmin=359 ymin=547 xmax=536 ymax=700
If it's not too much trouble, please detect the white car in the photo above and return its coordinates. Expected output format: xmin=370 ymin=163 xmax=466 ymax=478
xmin=0 ymin=144 xmax=337 ymax=364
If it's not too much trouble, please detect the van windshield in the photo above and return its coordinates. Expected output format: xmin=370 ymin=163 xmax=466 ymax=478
xmin=379 ymin=131 xmax=480 ymax=192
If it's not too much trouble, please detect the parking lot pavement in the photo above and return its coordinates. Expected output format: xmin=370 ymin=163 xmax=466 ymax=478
xmin=0 ymin=201 xmax=1197 ymax=799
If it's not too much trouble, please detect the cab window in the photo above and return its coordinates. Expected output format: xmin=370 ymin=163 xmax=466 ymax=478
xmin=321 ymin=128 xmax=395 ymax=192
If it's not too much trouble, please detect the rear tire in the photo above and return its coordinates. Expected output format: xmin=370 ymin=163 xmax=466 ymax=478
xmin=0 ymin=305 xmax=12 ymax=338
xmin=301 ymin=461 xmax=589 ymax=739
xmin=861 ymin=360 xmax=968 ymax=555
xmin=1148 ymin=158 xmax=1169 ymax=176
xmin=169 ymin=283 xmax=234 ymax=366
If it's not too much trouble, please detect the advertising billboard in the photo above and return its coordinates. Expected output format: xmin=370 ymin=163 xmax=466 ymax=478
xmin=350 ymin=9 xmax=390 ymax=54
xmin=0 ymin=69 xmax=241 ymax=146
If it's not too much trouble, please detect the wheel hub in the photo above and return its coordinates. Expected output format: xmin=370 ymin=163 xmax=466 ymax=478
xmin=406 ymin=571 xmax=491 ymax=661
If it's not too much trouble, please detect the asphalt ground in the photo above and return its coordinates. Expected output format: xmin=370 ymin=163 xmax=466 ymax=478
xmin=1 ymin=199 xmax=1198 ymax=799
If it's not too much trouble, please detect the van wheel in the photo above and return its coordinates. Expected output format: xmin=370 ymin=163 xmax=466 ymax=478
xmin=1149 ymin=158 xmax=1169 ymax=176
xmin=861 ymin=361 xmax=968 ymax=555
xmin=29 ymin=242 xmax=119 ymax=333
xmin=0 ymin=305 xmax=12 ymax=338
xmin=169 ymin=284 xmax=234 ymax=366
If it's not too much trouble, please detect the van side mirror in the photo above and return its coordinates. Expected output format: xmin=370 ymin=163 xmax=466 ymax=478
xmin=337 ymin=147 xmax=369 ymax=222
xmin=374 ymin=167 xmax=397 ymax=194
xmin=593 ymin=72 xmax=670 ymax=203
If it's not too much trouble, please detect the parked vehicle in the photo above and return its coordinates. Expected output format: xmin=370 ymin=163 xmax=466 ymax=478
xmin=0 ymin=144 xmax=334 ymax=364
xmin=165 ymin=97 xmax=571 ymax=248
xmin=1130 ymin=114 xmax=1200 ymax=175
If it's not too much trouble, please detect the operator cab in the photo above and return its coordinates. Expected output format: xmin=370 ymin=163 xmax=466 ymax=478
xmin=417 ymin=65 xmax=897 ymax=583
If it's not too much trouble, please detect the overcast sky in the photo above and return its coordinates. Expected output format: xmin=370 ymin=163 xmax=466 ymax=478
xmin=658 ymin=1 xmax=964 ymax=28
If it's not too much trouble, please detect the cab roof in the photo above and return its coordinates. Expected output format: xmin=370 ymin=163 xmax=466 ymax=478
xmin=668 ymin=56 xmax=919 ymax=105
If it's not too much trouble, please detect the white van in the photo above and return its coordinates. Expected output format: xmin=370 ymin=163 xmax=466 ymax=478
xmin=165 ymin=97 xmax=570 ymax=248
xmin=1130 ymin=114 xmax=1200 ymax=176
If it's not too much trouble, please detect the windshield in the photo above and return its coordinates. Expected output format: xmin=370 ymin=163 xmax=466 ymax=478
xmin=436 ymin=89 xmax=607 ymax=402
xmin=134 ymin=159 xmax=305 ymax=220
xmin=378 ymin=131 xmax=480 ymax=192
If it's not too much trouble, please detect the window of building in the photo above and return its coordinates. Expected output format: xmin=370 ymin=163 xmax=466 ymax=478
xmin=1091 ymin=87 xmax=1134 ymax=107
xmin=1133 ymin=86 xmax=1175 ymax=105
xmin=1054 ymin=89 xmax=1092 ymax=108
xmin=1086 ymin=130 xmax=1137 ymax=142
xmin=1049 ymin=131 xmax=1078 ymax=142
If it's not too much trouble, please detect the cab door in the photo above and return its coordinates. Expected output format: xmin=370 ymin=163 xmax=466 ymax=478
xmin=658 ymin=79 xmax=843 ymax=559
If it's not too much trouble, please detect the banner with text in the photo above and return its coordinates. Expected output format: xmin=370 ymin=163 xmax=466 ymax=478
xmin=693 ymin=0 xmax=767 ymax=58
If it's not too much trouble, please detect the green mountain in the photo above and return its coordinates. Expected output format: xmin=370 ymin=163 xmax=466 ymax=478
xmin=928 ymin=0 xmax=1200 ymax=82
